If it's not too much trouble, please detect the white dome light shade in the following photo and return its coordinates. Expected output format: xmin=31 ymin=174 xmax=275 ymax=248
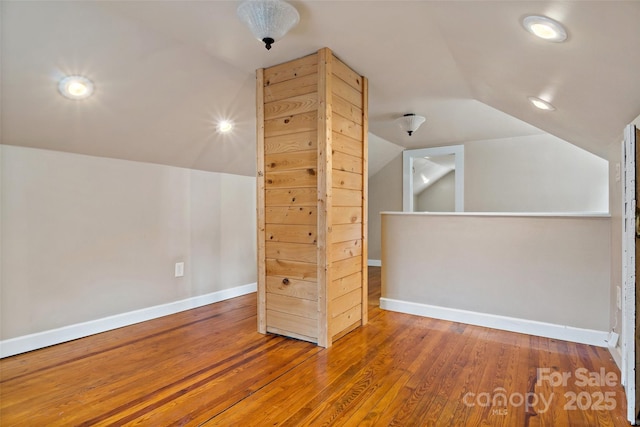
xmin=528 ymin=96 xmax=556 ymax=111
xmin=522 ymin=15 xmax=567 ymax=42
xmin=237 ymin=0 xmax=300 ymax=50
xmin=58 ymin=75 xmax=94 ymax=100
xmin=396 ymin=113 xmax=426 ymax=136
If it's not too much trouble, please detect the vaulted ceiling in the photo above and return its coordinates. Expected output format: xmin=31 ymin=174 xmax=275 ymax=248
xmin=2 ymin=1 xmax=640 ymax=177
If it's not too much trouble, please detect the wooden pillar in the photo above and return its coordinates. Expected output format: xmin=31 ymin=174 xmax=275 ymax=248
xmin=256 ymin=47 xmax=368 ymax=347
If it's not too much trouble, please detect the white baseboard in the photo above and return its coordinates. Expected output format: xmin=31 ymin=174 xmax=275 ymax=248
xmin=380 ymin=297 xmax=609 ymax=347
xmin=0 ymin=283 xmax=257 ymax=358
xmin=367 ymin=259 xmax=382 ymax=267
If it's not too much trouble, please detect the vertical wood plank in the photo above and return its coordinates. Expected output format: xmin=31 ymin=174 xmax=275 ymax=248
xmin=317 ymin=48 xmax=333 ymax=348
xmin=256 ymin=68 xmax=267 ymax=334
xmin=361 ymin=76 xmax=369 ymax=326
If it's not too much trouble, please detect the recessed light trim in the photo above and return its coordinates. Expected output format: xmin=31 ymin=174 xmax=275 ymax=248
xmin=522 ymin=15 xmax=567 ymax=42
xmin=217 ymin=120 xmax=233 ymax=133
xmin=528 ymin=96 xmax=556 ymax=111
xmin=58 ymin=75 xmax=94 ymax=100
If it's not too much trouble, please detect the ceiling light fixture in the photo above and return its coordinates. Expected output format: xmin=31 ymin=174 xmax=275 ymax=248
xmin=396 ymin=113 xmax=426 ymax=136
xmin=528 ymin=96 xmax=556 ymax=111
xmin=58 ymin=75 xmax=94 ymax=100
xmin=237 ymin=0 xmax=300 ymax=50
xmin=217 ymin=120 xmax=234 ymax=133
xmin=522 ymin=15 xmax=567 ymax=42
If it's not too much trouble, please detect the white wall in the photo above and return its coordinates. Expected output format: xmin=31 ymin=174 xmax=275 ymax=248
xmin=381 ymin=213 xmax=611 ymax=344
xmin=367 ymin=154 xmax=403 ymax=261
xmin=465 ymin=134 xmax=609 ymax=212
xmin=1 ymin=145 xmax=256 ymax=341
xmin=416 ymin=170 xmax=455 ymax=212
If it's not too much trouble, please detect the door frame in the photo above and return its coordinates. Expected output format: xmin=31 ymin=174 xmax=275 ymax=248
xmin=622 ymin=123 xmax=638 ymax=424
xmin=402 ymin=145 xmax=464 ymax=212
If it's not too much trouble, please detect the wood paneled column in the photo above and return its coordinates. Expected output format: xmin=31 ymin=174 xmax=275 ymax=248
xmin=256 ymin=47 xmax=368 ymax=347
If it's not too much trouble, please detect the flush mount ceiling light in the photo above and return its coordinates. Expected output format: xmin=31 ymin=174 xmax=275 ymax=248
xmin=528 ymin=96 xmax=556 ymax=111
xmin=522 ymin=15 xmax=567 ymax=42
xmin=58 ymin=75 xmax=94 ymax=100
xmin=217 ymin=120 xmax=234 ymax=133
xmin=237 ymin=0 xmax=300 ymax=50
xmin=396 ymin=113 xmax=426 ymax=136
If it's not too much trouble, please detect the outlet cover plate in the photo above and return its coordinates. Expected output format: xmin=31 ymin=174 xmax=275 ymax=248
xmin=175 ymin=262 xmax=185 ymax=278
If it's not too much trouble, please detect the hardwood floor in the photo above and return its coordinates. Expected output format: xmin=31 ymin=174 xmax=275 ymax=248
xmin=0 ymin=267 xmax=630 ymax=426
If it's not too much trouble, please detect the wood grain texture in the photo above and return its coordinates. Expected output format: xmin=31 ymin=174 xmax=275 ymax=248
xmin=316 ymin=47 xmax=333 ymax=348
xmin=265 ymin=241 xmax=317 ymax=263
xmin=331 ymin=288 xmax=361 ymax=318
xmin=330 ymin=304 xmax=361 ymax=337
xmin=332 ymin=223 xmax=362 ymax=243
xmin=263 ymin=53 xmax=317 ymax=87
xmin=264 ymin=130 xmax=317 ymax=154
xmin=361 ymin=76 xmax=369 ymax=327
xmin=333 ymin=150 xmax=363 ymax=174
xmin=333 ymin=95 xmax=363 ymax=125
xmin=259 ymin=48 xmax=366 ymax=349
xmin=265 ymin=259 xmax=316 ymax=281
xmin=332 ymin=206 xmax=362 ymax=225
xmin=332 ymin=255 xmax=362 ymax=280
xmin=265 ymin=187 xmax=317 ymax=207
xmin=256 ymin=68 xmax=267 ymax=334
xmin=267 ymin=309 xmax=318 ymax=341
xmin=333 ymin=131 xmax=363 ymax=158
xmin=332 ymin=76 xmax=363 ymax=109
xmin=331 ymin=239 xmax=362 ymax=262
xmin=333 ymin=188 xmax=363 ymax=207
xmin=332 ymin=113 xmax=363 ymax=141
xmin=266 ymin=293 xmax=318 ymax=320
xmin=0 ymin=268 xmax=629 ymax=427
xmin=333 ymin=55 xmax=363 ymax=92
xmin=265 ymin=206 xmax=317 ymax=225
xmin=263 ymin=73 xmax=317 ymax=103
xmin=265 ymin=224 xmax=317 ymax=244
xmin=330 ymin=271 xmax=362 ymax=301
xmin=333 ymin=170 xmax=363 ymax=191
xmin=264 ymin=150 xmax=317 ymax=172
xmin=264 ymin=93 xmax=318 ymax=120
xmin=265 ymin=168 xmax=317 ymax=188
xmin=266 ymin=276 xmax=317 ymax=301
xmin=264 ymin=111 xmax=317 ymax=137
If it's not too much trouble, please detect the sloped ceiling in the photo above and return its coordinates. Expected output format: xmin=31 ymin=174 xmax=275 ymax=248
xmin=413 ymin=155 xmax=455 ymax=196
xmin=2 ymin=1 xmax=640 ymax=177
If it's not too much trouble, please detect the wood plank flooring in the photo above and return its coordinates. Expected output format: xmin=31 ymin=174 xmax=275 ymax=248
xmin=0 ymin=267 xmax=630 ymax=426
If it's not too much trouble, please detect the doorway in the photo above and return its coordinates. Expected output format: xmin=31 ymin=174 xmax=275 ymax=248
xmin=402 ymin=145 xmax=464 ymax=212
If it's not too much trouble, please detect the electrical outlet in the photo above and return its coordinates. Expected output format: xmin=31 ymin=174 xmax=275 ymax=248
xmin=616 ymin=286 xmax=622 ymax=310
xmin=175 ymin=262 xmax=185 ymax=278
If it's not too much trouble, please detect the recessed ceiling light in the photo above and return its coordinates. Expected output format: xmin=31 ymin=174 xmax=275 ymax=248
xmin=528 ymin=96 xmax=556 ymax=111
xmin=58 ymin=75 xmax=94 ymax=100
xmin=522 ymin=15 xmax=567 ymax=42
xmin=217 ymin=120 xmax=233 ymax=133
